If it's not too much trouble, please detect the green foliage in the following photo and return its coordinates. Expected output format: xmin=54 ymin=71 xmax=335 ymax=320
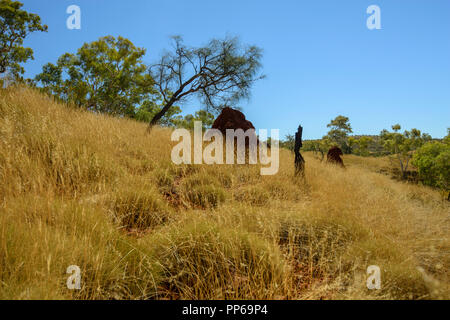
xmin=282 ymin=134 xmax=332 ymax=162
xmin=444 ymin=128 xmax=450 ymax=145
xmin=135 ymin=105 xmax=215 ymax=129
xmin=0 ymin=0 xmax=47 ymax=78
xmin=175 ymin=109 xmax=215 ymax=130
xmin=348 ymin=137 xmax=357 ymax=152
xmin=135 ymin=101 xmax=182 ymax=127
xmin=281 ymin=134 xmax=295 ymax=151
xmin=380 ymin=125 xmax=432 ymax=178
xmin=301 ymin=140 xmax=316 ymax=152
xmin=35 ymin=36 xmax=156 ymax=117
xmin=325 ymin=115 xmax=353 ymax=153
xmin=349 ymin=136 xmax=374 ymax=156
xmin=412 ymin=137 xmax=450 ymax=192
xmin=294 ymin=138 xmax=332 ymax=161
xmin=391 ymin=124 xmax=401 ymax=132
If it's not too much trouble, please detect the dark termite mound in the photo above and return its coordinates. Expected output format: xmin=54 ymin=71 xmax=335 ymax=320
xmin=212 ymin=107 xmax=256 ymax=134
xmin=326 ymin=146 xmax=345 ymax=168
xmin=211 ymin=107 xmax=259 ymax=147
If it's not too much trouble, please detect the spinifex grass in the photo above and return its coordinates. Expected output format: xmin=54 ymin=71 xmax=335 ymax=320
xmin=0 ymin=86 xmax=448 ymax=299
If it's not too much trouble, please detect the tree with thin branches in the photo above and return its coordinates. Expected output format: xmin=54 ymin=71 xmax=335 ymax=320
xmin=148 ymin=36 xmax=264 ymax=128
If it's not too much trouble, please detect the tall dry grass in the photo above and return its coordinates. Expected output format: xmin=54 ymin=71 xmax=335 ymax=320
xmin=0 ymin=86 xmax=448 ymax=299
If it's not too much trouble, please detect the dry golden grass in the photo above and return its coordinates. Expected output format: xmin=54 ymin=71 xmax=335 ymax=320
xmin=0 ymin=86 xmax=448 ymax=300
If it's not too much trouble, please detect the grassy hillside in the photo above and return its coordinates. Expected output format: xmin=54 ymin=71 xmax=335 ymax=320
xmin=0 ymin=87 xmax=448 ymax=300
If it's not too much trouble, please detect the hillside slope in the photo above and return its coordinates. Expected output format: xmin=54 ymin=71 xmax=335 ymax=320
xmin=0 ymin=87 xmax=448 ymax=299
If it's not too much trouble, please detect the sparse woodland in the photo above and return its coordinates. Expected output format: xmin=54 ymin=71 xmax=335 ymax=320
xmin=0 ymin=0 xmax=449 ymax=300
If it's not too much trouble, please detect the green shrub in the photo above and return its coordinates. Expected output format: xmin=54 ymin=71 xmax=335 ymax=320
xmin=412 ymin=141 xmax=449 ymax=192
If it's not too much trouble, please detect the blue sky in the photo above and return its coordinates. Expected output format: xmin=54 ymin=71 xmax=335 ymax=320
xmin=19 ymin=0 xmax=450 ymax=139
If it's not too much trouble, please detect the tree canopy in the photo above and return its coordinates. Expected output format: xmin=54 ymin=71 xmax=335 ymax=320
xmin=175 ymin=110 xmax=215 ymax=130
xmin=148 ymin=36 xmax=264 ymax=126
xmin=348 ymin=136 xmax=374 ymax=156
xmin=0 ymin=0 xmax=47 ymax=78
xmin=380 ymin=124 xmax=432 ymax=178
xmin=35 ymin=36 xmax=156 ymax=117
xmin=413 ymin=139 xmax=449 ymax=194
xmin=325 ymin=115 xmax=353 ymax=153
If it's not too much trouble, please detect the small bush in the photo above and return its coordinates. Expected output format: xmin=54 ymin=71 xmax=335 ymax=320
xmin=154 ymin=168 xmax=176 ymax=194
xmin=264 ymin=179 xmax=302 ymax=201
xmin=204 ymin=166 xmax=233 ymax=188
xmin=346 ymin=239 xmax=432 ymax=300
xmin=236 ymin=170 xmax=258 ymax=184
xmin=158 ymin=161 xmax=199 ymax=179
xmin=111 ymin=188 xmax=172 ymax=231
xmin=412 ymin=141 xmax=449 ymax=192
xmin=180 ymin=172 xmax=226 ymax=208
xmin=183 ymin=184 xmax=226 ymax=209
xmin=276 ymin=215 xmax=360 ymax=292
xmin=234 ymin=185 xmax=270 ymax=206
xmin=216 ymin=171 xmax=233 ymax=188
xmin=382 ymin=264 xmax=430 ymax=300
xmin=182 ymin=171 xmax=218 ymax=187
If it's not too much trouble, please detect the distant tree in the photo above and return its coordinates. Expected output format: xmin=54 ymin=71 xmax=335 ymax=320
xmin=175 ymin=109 xmax=215 ymax=130
xmin=391 ymin=124 xmax=401 ymax=132
xmin=293 ymin=137 xmax=333 ymax=161
xmin=283 ymin=136 xmax=322 ymax=154
xmin=35 ymin=36 xmax=156 ymax=117
xmin=325 ymin=115 xmax=353 ymax=153
xmin=349 ymin=136 xmax=373 ymax=156
xmin=0 ymin=0 xmax=47 ymax=78
xmin=317 ymin=137 xmax=332 ymax=161
xmin=148 ymin=36 xmax=264 ymax=127
xmin=303 ymin=138 xmax=332 ymax=161
xmin=348 ymin=137 xmax=358 ymax=153
xmin=359 ymin=136 xmax=373 ymax=156
xmin=281 ymin=134 xmax=295 ymax=151
xmin=380 ymin=124 xmax=432 ymax=179
xmin=301 ymin=140 xmax=315 ymax=152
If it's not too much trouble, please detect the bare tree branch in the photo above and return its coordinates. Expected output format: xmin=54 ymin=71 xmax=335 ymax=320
xmin=148 ymin=36 xmax=264 ymax=127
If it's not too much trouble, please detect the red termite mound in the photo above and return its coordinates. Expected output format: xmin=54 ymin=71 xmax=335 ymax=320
xmin=211 ymin=107 xmax=259 ymax=147
xmin=212 ymin=107 xmax=256 ymax=134
xmin=326 ymin=146 xmax=345 ymax=167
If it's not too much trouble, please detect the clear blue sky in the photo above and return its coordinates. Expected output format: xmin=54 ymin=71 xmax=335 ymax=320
xmin=20 ymin=0 xmax=450 ymax=139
